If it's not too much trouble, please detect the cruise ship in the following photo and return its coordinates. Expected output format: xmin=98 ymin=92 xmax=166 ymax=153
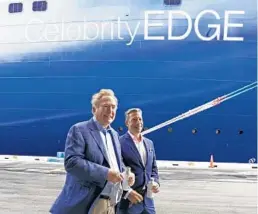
xmin=0 ymin=0 xmax=256 ymax=163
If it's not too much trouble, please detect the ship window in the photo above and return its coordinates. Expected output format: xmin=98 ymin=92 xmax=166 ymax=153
xmin=32 ymin=1 xmax=47 ymax=11
xmin=9 ymin=3 xmax=23 ymax=13
xmin=164 ymin=0 xmax=182 ymax=6
xmin=215 ymin=129 xmax=221 ymax=134
xmin=192 ymin=128 xmax=197 ymax=134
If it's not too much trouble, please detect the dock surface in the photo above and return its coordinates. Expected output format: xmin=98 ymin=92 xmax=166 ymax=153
xmin=0 ymin=161 xmax=256 ymax=214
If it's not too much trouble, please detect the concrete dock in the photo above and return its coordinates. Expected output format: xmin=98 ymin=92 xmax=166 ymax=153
xmin=0 ymin=161 xmax=256 ymax=214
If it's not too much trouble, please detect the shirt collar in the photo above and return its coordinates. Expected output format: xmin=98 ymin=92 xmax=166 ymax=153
xmin=93 ymin=116 xmax=111 ymax=133
xmin=128 ymin=131 xmax=143 ymax=143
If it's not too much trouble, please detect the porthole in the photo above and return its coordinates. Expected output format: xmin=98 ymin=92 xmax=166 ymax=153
xmin=168 ymin=127 xmax=172 ymax=132
xmin=238 ymin=130 xmax=244 ymax=135
xmin=215 ymin=129 xmax=221 ymax=134
xmin=192 ymin=128 xmax=197 ymax=134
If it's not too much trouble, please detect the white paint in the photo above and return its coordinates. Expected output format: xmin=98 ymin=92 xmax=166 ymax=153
xmin=0 ymin=155 xmax=257 ymax=170
xmin=0 ymin=0 xmax=255 ymax=61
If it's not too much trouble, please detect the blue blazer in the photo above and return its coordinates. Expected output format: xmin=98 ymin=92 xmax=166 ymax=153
xmin=50 ymin=118 xmax=124 ymax=214
xmin=118 ymin=132 xmax=159 ymax=211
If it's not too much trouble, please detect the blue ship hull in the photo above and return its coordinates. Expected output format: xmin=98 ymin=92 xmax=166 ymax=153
xmin=0 ymin=1 xmax=257 ymax=163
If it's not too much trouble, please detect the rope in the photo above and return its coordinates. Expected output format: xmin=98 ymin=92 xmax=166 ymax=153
xmin=142 ymin=81 xmax=257 ymax=135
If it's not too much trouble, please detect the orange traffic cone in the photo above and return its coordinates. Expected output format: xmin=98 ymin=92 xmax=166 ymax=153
xmin=209 ymin=154 xmax=214 ymax=168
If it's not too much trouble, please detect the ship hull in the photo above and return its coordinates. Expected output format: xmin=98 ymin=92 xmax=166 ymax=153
xmin=0 ymin=1 xmax=256 ymax=163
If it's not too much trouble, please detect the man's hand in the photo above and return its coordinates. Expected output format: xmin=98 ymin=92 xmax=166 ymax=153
xmin=152 ymin=182 xmax=159 ymax=193
xmin=107 ymin=169 xmax=123 ymax=183
xmin=127 ymin=190 xmax=143 ymax=204
xmin=128 ymin=172 xmax=135 ymax=186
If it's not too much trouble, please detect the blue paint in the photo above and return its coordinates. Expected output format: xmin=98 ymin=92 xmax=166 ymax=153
xmin=0 ymin=0 xmax=256 ymax=163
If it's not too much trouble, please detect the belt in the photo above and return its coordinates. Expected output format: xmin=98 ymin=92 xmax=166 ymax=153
xmin=134 ymin=186 xmax=146 ymax=197
xmin=99 ymin=195 xmax=110 ymax=200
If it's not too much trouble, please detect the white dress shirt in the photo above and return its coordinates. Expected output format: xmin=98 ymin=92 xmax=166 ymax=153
xmin=100 ymin=130 xmax=120 ymax=171
xmin=93 ymin=117 xmax=122 ymax=204
xmin=128 ymin=131 xmax=147 ymax=166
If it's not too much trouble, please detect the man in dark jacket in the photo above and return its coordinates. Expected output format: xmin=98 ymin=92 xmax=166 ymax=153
xmin=119 ymin=108 xmax=160 ymax=214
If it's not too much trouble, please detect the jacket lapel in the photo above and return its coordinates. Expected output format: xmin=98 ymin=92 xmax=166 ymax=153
xmin=88 ymin=119 xmax=110 ymax=165
xmin=143 ymin=138 xmax=150 ymax=167
xmin=126 ymin=133 xmax=145 ymax=168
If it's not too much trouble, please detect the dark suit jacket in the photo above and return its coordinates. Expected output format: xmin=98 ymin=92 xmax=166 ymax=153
xmin=50 ymin=118 xmax=124 ymax=214
xmin=119 ymin=132 xmax=159 ymax=210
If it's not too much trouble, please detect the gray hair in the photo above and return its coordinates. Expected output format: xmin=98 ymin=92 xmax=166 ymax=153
xmin=125 ymin=108 xmax=142 ymax=122
xmin=91 ymin=89 xmax=118 ymax=108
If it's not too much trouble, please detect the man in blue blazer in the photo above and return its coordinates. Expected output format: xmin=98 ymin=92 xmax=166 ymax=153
xmin=50 ymin=89 xmax=134 ymax=214
xmin=119 ymin=108 xmax=160 ymax=214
